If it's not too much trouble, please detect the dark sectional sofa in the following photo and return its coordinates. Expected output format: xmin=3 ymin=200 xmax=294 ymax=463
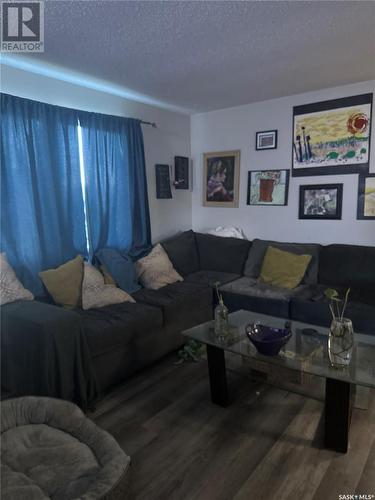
xmin=1 ymin=230 xmax=374 ymax=408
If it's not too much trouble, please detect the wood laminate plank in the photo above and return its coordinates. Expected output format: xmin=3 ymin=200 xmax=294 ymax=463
xmin=90 ymin=355 xmax=375 ymax=500
xmin=233 ymin=398 xmax=334 ymax=500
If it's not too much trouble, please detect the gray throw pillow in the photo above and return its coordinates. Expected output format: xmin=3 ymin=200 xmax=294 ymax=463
xmin=244 ymin=239 xmax=321 ymax=284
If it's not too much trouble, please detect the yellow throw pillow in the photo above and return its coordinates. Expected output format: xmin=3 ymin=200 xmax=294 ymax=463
xmin=39 ymin=255 xmax=84 ymax=308
xmin=259 ymin=246 xmax=312 ymax=289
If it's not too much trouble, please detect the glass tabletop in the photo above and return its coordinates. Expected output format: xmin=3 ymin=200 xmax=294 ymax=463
xmin=182 ymin=310 xmax=375 ymax=389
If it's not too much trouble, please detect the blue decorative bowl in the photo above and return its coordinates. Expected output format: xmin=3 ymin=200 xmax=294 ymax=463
xmin=245 ymin=323 xmax=292 ymax=356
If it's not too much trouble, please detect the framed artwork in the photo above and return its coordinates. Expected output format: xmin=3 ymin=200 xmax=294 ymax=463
xmin=247 ymin=169 xmax=289 ymax=206
xmin=292 ymin=93 xmax=373 ymax=177
xmin=174 ymin=156 xmax=189 ymax=189
xmin=299 ymin=184 xmax=343 ymax=220
xmin=203 ymin=150 xmax=240 ymax=208
xmin=256 ymin=130 xmax=278 ymax=150
xmin=155 ymin=164 xmax=172 ymax=199
xmin=357 ymin=174 xmax=375 ymax=219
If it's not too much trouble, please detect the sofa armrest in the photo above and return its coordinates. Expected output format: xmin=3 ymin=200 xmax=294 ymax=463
xmin=1 ymin=300 xmax=98 ymax=409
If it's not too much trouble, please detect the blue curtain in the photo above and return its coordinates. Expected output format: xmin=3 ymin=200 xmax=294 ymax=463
xmin=0 ymin=94 xmax=88 ymax=295
xmin=78 ymin=111 xmax=151 ymax=259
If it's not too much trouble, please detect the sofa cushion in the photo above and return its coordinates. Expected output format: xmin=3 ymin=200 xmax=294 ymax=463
xmin=1 ymin=300 xmax=98 ymax=409
xmin=185 ymin=270 xmax=240 ymax=287
xmin=76 ymin=302 xmax=163 ymax=357
xmin=244 ymin=239 xmax=321 ymax=285
xmin=319 ymin=244 xmax=375 ymax=291
xmin=195 ymin=232 xmax=252 ymax=274
xmin=220 ymin=277 xmax=308 ymax=301
xmin=220 ymin=277 xmax=308 ymax=318
xmin=161 ymin=230 xmax=200 ymax=277
xmin=133 ymin=281 xmax=213 ymax=326
xmin=290 ymin=286 xmax=375 ymax=335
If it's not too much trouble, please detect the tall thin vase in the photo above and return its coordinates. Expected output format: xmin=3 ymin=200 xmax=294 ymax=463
xmin=328 ymin=318 xmax=354 ymax=368
xmin=214 ymin=300 xmax=228 ymax=342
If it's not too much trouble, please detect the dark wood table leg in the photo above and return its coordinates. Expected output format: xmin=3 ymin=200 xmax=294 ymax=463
xmin=206 ymin=345 xmax=229 ymax=407
xmin=325 ymin=378 xmax=355 ymax=453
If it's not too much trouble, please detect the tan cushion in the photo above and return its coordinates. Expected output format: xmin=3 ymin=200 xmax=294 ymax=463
xmin=82 ymin=263 xmax=135 ymax=310
xmin=259 ymin=246 xmax=312 ymax=289
xmin=0 ymin=253 xmax=34 ymax=305
xmin=39 ymin=255 xmax=83 ymax=308
xmin=135 ymin=243 xmax=183 ymax=290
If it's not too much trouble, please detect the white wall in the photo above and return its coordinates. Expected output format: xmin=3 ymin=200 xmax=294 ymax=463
xmin=191 ymin=81 xmax=375 ymax=246
xmin=1 ymin=65 xmax=191 ymax=243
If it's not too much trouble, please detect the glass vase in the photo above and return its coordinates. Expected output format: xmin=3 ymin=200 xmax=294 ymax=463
xmin=214 ymin=300 xmax=228 ymax=341
xmin=328 ymin=318 xmax=354 ymax=368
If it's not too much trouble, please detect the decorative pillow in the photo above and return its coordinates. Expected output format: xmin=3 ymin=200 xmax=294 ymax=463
xmin=82 ymin=263 xmax=135 ymax=310
xmin=136 ymin=244 xmax=183 ymax=290
xmin=259 ymin=246 xmax=312 ymax=289
xmin=39 ymin=255 xmax=83 ymax=309
xmin=0 ymin=253 xmax=34 ymax=305
xmin=244 ymin=238 xmax=321 ymax=284
xmin=95 ymin=248 xmax=140 ymax=294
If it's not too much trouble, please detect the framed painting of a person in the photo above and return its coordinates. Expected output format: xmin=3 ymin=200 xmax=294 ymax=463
xmin=203 ymin=150 xmax=240 ymax=208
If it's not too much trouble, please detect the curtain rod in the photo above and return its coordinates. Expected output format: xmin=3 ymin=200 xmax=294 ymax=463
xmin=140 ymin=120 xmax=157 ymax=128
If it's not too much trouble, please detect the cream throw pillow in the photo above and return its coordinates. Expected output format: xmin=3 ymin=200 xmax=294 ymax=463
xmin=136 ymin=244 xmax=183 ymax=290
xmin=82 ymin=262 xmax=135 ymax=310
xmin=0 ymin=253 xmax=34 ymax=305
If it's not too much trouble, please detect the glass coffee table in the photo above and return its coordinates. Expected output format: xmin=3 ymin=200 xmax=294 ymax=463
xmin=182 ymin=310 xmax=375 ymax=453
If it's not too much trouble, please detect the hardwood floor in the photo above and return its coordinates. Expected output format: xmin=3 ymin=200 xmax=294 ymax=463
xmin=90 ymin=353 xmax=375 ymax=500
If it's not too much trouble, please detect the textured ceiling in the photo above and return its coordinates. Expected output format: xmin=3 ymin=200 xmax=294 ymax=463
xmin=27 ymin=0 xmax=375 ymax=113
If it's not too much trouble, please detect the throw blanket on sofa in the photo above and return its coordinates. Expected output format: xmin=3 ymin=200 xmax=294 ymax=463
xmin=1 ymin=301 xmax=98 ymax=411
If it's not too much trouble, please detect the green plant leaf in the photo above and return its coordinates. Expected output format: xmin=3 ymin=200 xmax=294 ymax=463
xmin=324 ymin=288 xmax=339 ymax=300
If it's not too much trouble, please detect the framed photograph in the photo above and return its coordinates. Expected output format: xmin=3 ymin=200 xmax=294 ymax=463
xmin=203 ymin=150 xmax=240 ymax=208
xmin=299 ymin=184 xmax=343 ymax=220
xmin=155 ymin=164 xmax=172 ymax=199
xmin=256 ymin=130 xmax=278 ymax=150
xmin=247 ymin=169 xmax=289 ymax=206
xmin=292 ymin=93 xmax=373 ymax=177
xmin=174 ymin=156 xmax=189 ymax=190
xmin=357 ymin=174 xmax=375 ymax=219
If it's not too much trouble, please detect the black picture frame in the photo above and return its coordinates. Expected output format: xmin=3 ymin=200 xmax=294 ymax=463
xmin=256 ymin=130 xmax=278 ymax=150
xmin=247 ymin=169 xmax=289 ymax=206
xmin=174 ymin=156 xmax=189 ymax=189
xmin=299 ymin=183 xmax=343 ymax=220
xmin=292 ymin=93 xmax=373 ymax=177
xmin=357 ymin=173 xmax=375 ymax=220
xmin=155 ymin=164 xmax=172 ymax=199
